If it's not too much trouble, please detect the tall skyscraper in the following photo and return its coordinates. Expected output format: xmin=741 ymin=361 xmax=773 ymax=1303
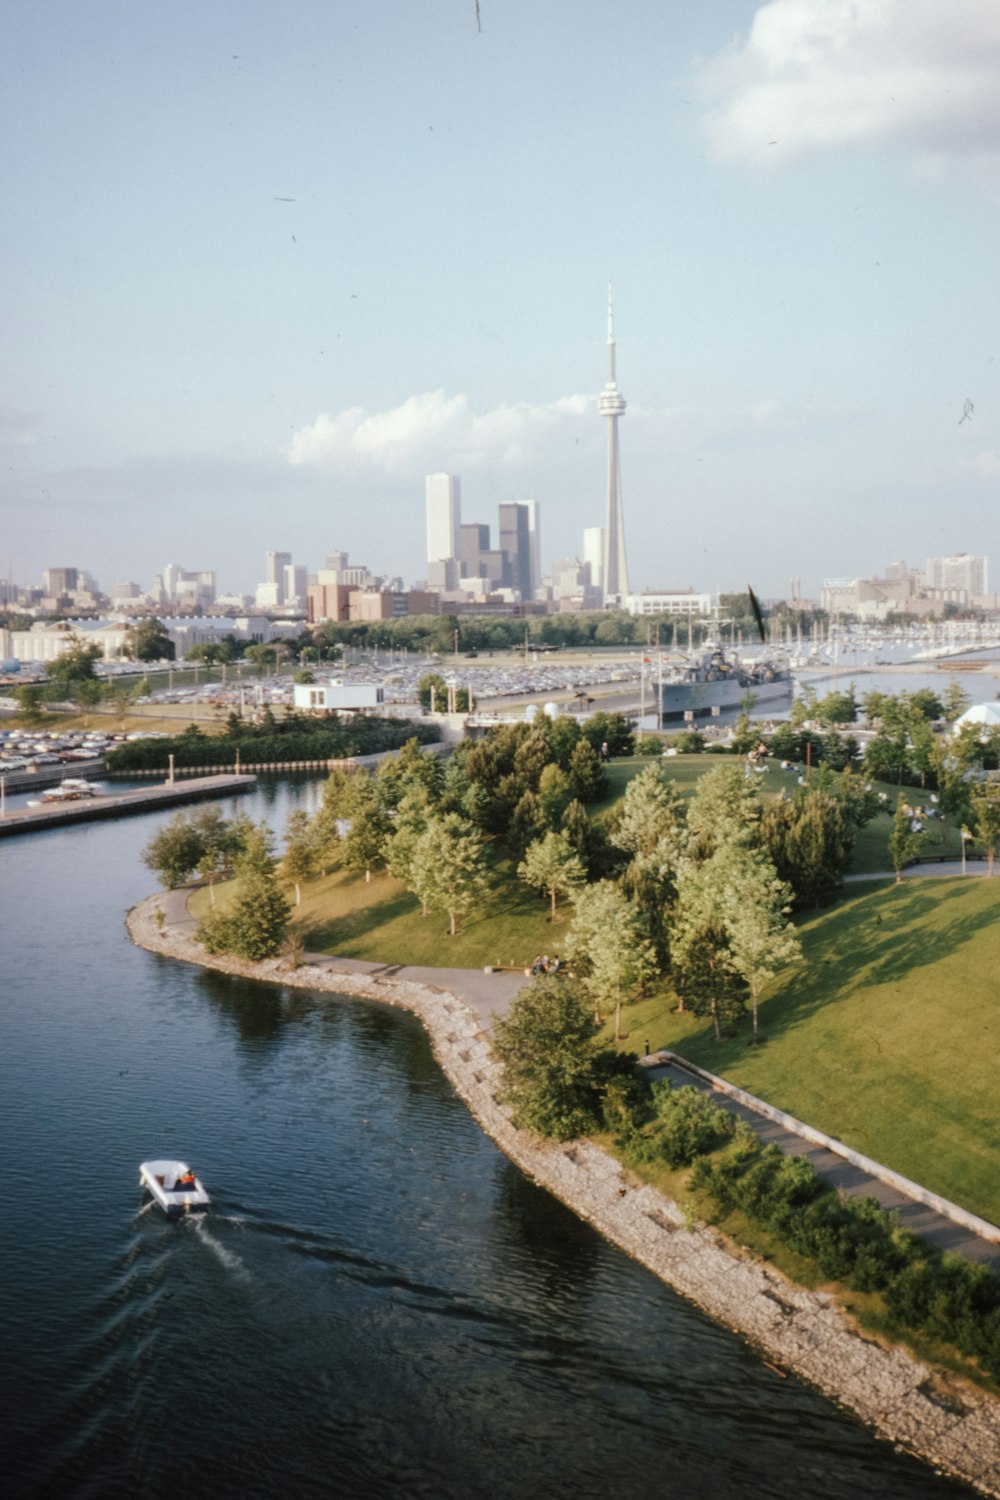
xmin=599 ymin=286 xmax=630 ymax=604
xmin=499 ymin=501 xmax=533 ymax=599
xmin=583 ymin=526 xmax=604 ymax=589
xmin=425 ymin=473 xmax=461 ymax=569
xmin=267 ymin=551 xmax=292 ymax=606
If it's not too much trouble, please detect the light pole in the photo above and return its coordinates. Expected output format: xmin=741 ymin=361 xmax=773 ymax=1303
xmin=961 ymin=826 xmax=971 ymax=876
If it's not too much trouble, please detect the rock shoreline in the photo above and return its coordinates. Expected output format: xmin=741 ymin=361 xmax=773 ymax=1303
xmin=126 ymin=893 xmax=1000 ymax=1497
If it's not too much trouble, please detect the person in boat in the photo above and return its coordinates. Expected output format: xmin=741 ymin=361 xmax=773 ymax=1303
xmin=175 ymin=1168 xmax=196 ymax=1190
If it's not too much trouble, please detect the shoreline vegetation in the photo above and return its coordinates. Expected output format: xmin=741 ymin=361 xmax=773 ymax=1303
xmin=127 ymin=891 xmax=1000 ymax=1499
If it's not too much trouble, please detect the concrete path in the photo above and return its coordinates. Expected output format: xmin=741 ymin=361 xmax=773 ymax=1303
xmin=644 ymin=1055 xmax=1000 ymax=1269
xmin=845 ymin=860 xmax=996 ymax=882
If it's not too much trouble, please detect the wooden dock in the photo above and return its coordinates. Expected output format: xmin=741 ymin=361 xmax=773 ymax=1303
xmin=0 ymin=774 xmax=258 ymax=838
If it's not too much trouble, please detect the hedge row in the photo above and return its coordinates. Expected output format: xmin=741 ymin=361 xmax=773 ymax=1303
xmin=106 ymin=717 xmax=437 ymax=771
xmin=618 ymin=1084 xmax=1000 ymax=1381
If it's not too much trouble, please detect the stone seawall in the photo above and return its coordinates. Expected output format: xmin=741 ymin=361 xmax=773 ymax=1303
xmin=125 ymin=892 xmax=1000 ymax=1498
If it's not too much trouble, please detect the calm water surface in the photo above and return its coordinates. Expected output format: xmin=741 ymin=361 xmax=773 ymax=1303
xmin=0 ymin=779 xmax=973 ymax=1498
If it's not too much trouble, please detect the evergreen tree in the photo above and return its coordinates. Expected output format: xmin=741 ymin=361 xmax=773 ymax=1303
xmin=567 ymin=738 xmax=606 ymax=802
xmin=197 ymin=827 xmax=289 ymax=960
xmin=537 ymin=763 xmax=572 ymax=828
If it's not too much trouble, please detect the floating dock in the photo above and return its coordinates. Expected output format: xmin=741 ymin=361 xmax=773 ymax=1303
xmin=0 ymin=773 xmax=257 ymax=838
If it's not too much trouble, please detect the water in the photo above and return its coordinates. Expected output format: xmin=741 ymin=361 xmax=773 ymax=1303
xmin=0 ymin=780 xmax=973 ymax=1498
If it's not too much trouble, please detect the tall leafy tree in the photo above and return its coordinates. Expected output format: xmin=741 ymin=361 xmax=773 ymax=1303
xmin=669 ymin=867 xmax=748 ymax=1040
xmin=518 ymin=831 xmax=586 ymax=923
xmin=565 ymin=880 xmax=658 ymax=1038
xmin=685 ymin=762 xmax=762 ymax=860
xmin=490 ymin=978 xmax=604 ymax=1140
xmin=711 ymin=846 xmax=801 ymax=1044
xmin=142 ymin=812 xmax=205 ymax=888
xmin=888 ymin=797 xmax=923 ymax=884
xmin=384 ymin=786 xmax=435 ymax=910
xmin=408 ymin=813 xmax=490 ymax=936
xmin=282 ymin=808 xmax=320 ymax=905
xmin=342 ymin=777 xmax=392 ymax=883
xmin=761 ymin=788 xmax=853 ymax=908
xmin=970 ymin=784 xmax=1000 ymax=877
xmin=132 ymin=618 xmax=175 ymax=662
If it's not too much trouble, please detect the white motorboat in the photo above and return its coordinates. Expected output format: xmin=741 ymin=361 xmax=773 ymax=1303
xmin=139 ymin=1159 xmax=211 ymax=1216
xmin=27 ymin=778 xmax=105 ymax=806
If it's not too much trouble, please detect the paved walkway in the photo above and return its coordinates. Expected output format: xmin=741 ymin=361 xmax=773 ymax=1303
xmin=845 ymin=860 xmax=996 ymax=882
xmin=644 ymin=1055 xmax=1000 ymax=1269
xmin=157 ymin=883 xmax=1000 ymax=1270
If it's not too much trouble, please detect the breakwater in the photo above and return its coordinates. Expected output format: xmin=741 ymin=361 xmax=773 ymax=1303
xmin=126 ymin=892 xmax=1000 ymax=1499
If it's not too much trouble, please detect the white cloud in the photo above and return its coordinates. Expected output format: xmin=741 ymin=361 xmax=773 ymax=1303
xmin=698 ymin=0 xmax=1000 ymax=170
xmin=287 ymin=389 xmax=592 ymax=475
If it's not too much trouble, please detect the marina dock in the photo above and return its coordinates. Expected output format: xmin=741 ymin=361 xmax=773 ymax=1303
xmin=0 ymin=773 xmax=257 ymax=838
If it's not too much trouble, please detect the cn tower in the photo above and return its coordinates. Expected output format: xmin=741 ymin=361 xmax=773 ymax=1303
xmin=599 ymin=284 xmax=630 ymax=603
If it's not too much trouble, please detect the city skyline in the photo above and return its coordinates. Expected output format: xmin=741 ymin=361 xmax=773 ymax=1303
xmin=2 ymin=2 xmax=998 ymax=598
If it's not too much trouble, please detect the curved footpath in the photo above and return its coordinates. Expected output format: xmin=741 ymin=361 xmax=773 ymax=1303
xmin=127 ymin=891 xmax=1000 ymax=1498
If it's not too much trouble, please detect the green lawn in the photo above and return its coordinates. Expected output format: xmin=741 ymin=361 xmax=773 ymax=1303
xmin=628 ymin=877 xmax=1000 ymax=1225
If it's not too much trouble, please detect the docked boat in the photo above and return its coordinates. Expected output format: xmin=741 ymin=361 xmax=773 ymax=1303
xmin=658 ymin=644 xmax=793 ymax=721
xmin=27 ymin=777 xmax=104 ymax=806
xmin=139 ymin=1159 xmax=211 ymax=1216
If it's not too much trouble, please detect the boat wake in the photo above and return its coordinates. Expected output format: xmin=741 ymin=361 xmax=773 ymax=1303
xmin=191 ymin=1217 xmax=253 ymax=1283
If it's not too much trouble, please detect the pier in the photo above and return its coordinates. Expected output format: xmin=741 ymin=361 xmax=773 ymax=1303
xmin=0 ymin=773 xmax=257 ymax=838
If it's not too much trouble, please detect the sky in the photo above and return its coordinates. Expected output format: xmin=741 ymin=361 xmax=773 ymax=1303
xmin=2 ymin=0 xmax=998 ymax=602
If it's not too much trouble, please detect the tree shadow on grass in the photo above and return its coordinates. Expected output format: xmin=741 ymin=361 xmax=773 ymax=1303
xmin=683 ymin=880 xmax=999 ymax=1072
xmin=776 ymin=884 xmax=992 ymax=1041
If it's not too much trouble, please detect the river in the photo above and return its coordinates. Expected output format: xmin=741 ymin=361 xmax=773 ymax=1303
xmin=0 ymin=778 xmax=973 ymax=1498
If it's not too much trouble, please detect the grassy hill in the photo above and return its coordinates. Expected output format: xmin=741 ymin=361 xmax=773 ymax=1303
xmin=625 ymin=876 xmax=1000 ymax=1225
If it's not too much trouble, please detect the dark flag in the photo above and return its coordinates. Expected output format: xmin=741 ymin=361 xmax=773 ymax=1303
xmin=748 ymin=585 xmax=766 ymax=643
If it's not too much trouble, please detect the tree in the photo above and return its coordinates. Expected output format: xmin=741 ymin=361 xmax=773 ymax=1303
xmin=505 ymin=788 xmax=548 ymax=861
xmin=888 ymin=796 xmax=923 ymax=883
xmin=142 ymin=813 xmax=206 ymax=888
xmin=565 ymin=881 xmax=657 ymax=1038
xmin=132 ymin=618 xmax=175 ymax=662
xmin=375 ymin=736 xmax=443 ymax=808
xmin=941 ymin=681 xmax=972 ymax=722
xmin=970 ymin=784 xmax=1000 ymax=877
xmin=44 ymin=635 xmax=101 ymax=698
xmin=712 ymin=846 xmax=801 ymax=1044
xmin=384 ymin=787 xmax=435 ymax=908
xmin=761 ymin=789 xmax=853 ymax=908
xmin=566 ymin=737 xmax=606 ymax=802
xmin=189 ymin=804 xmax=240 ymax=905
xmin=408 ymin=813 xmax=490 ymax=935
xmin=518 ymin=831 xmax=586 ymax=922
xmin=815 ymin=685 xmax=859 ymax=727
xmin=537 ymin=762 xmax=572 ymax=828
xmin=581 ymin=711 xmax=634 ymax=759
xmin=282 ymin=808 xmax=320 ymax=905
xmin=197 ymin=832 xmax=290 ymax=960
xmin=685 ymin=762 xmax=762 ymax=860
xmin=342 ymin=777 xmax=392 ymax=883
xmin=490 ymin=978 xmax=604 ymax=1139
xmin=614 ymin=762 xmax=688 ymax=956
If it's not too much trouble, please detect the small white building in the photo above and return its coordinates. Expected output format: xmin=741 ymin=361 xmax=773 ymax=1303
xmin=624 ymin=588 xmax=713 ymax=617
xmin=293 ymin=679 xmax=385 ymax=713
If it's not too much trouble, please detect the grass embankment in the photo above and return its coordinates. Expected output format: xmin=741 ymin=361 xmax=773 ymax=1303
xmin=191 ymin=754 xmax=989 ymax=1219
xmin=623 ymin=877 xmax=1000 ymax=1226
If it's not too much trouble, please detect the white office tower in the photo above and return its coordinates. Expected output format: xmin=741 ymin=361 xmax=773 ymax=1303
xmin=583 ymin=526 xmax=604 ymax=589
xmin=926 ymin=554 xmax=988 ymax=598
xmin=266 ymin=551 xmax=292 ymax=606
xmin=425 ymin=473 xmax=461 ymax=571
xmin=521 ymin=498 xmax=541 ymax=597
xmin=598 ymin=286 xmax=630 ymax=604
xmin=283 ymin=564 xmax=308 ymax=606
